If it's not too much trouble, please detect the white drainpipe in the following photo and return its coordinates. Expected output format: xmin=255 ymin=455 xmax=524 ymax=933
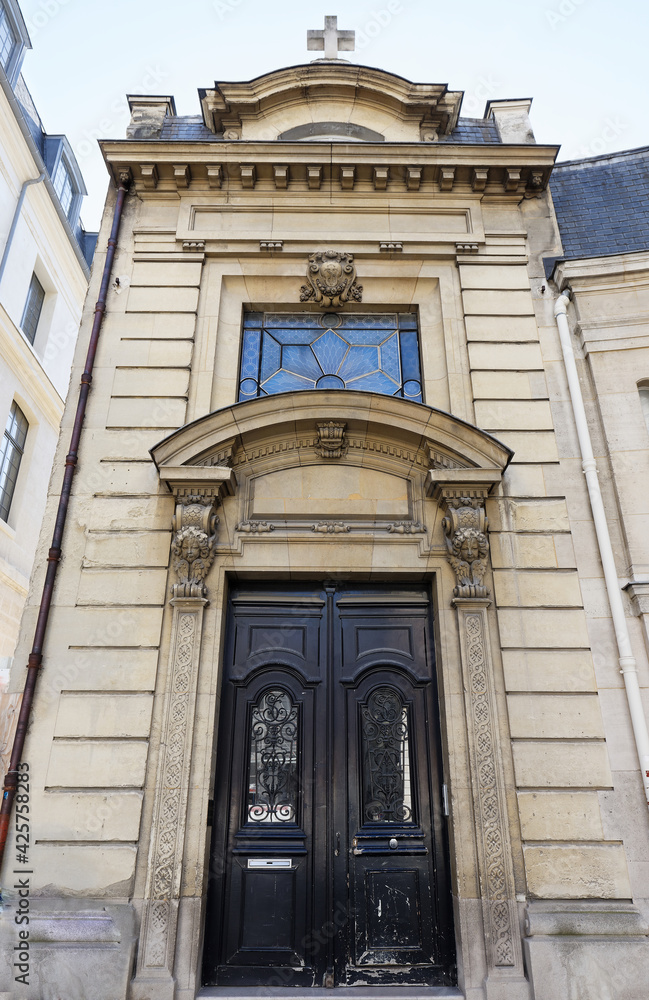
xmin=554 ymin=289 xmax=649 ymax=808
xmin=0 ymin=171 xmax=46 ymax=286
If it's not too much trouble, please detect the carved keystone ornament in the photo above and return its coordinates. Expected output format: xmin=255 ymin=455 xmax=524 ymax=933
xmin=315 ymin=421 xmax=347 ymax=458
xmin=170 ymin=495 xmax=218 ymax=599
xmin=300 ymin=250 xmax=363 ymax=308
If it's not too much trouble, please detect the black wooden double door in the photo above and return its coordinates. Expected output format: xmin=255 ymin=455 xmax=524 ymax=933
xmin=203 ymin=583 xmax=455 ymax=987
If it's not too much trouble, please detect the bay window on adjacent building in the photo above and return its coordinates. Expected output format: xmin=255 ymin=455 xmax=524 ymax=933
xmin=0 ymin=2 xmax=16 ymax=72
xmin=52 ymin=156 xmax=74 ymax=217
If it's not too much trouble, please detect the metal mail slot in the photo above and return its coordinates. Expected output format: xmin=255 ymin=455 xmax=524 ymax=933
xmin=247 ymin=858 xmax=292 ymax=869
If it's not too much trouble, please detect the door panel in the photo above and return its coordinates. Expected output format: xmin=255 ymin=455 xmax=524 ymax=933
xmin=203 ymin=583 xmax=455 ymax=988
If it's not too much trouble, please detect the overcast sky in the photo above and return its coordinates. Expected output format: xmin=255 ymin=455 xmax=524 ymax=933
xmin=17 ymin=0 xmax=649 ymax=232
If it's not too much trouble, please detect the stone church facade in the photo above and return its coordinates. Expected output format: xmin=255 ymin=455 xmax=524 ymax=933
xmin=2 ymin=22 xmax=649 ymax=1000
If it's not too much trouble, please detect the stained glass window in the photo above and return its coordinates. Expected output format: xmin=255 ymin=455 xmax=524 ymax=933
xmin=361 ymin=687 xmax=414 ymax=825
xmin=247 ymin=689 xmax=299 ymax=824
xmin=239 ymin=312 xmax=422 ymax=403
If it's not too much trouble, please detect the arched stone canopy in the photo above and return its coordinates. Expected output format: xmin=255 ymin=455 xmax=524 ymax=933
xmin=151 ymin=390 xmax=513 ymax=492
xmin=198 ymin=63 xmax=463 ymax=142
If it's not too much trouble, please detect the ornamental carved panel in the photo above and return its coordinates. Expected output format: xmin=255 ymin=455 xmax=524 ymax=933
xmin=300 ymin=250 xmax=363 ymax=308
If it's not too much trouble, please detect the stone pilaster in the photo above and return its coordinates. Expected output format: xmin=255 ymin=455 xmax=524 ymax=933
xmin=439 ymin=487 xmax=526 ymax=989
xmin=132 ymin=496 xmax=217 ymax=998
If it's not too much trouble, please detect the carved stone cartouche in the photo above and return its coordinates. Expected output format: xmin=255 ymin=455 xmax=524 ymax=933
xmin=300 ymin=250 xmax=362 ymax=308
xmin=170 ymin=495 xmax=218 ymax=599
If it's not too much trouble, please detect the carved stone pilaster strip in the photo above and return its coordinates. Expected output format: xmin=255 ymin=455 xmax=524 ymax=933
xmin=454 ymin=598 xmax=523 ymax=976
xmin=138 ymin=595 xmax=208 ymax=985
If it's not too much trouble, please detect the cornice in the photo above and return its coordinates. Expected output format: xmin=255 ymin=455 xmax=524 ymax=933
xmin=555 ymin=250 xmax=649 ymax=290
xmin=101 ymin=139 xmax=558 ymax=197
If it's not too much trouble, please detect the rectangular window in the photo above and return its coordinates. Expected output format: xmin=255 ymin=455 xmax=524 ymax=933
xmin=0 ymin=4 xmax=16 ymax=70
xmin=20 ymin=273 xmax=45 ymax=345
xmin=52 ymin=158 xmax=74 ymax=216
xmin=0 ymin=401 xmax=28 ymax=522
xmin=238 ymin=312 xmax=423 ymax=403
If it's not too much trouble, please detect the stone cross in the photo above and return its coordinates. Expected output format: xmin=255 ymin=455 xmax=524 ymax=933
xmin=307 ymin=15 xmax=355 ymax=60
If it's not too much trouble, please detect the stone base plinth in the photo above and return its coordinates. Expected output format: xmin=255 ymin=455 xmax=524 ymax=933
xmin=524 ymin=901 xmax=649 ymax=1000
xmin=0 ymin=898 xmax=135 ymax=1000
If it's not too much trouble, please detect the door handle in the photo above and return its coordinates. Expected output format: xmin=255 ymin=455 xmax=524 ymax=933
xmin=389 ymin=838 xmax=398 ymax=850
xmin=334 ymin=832 xmax=341 ymax=857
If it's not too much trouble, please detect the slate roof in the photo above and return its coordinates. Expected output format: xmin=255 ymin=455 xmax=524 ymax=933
xmin=439 ymin=117 xmax=500 ymax=144
xmin=159 ymin=115 xmax=220 ymax=141
xmin=157 ymin=115 xmax=502 ymax=144
xmin=551 ymin=147 xmax=649 ymax=259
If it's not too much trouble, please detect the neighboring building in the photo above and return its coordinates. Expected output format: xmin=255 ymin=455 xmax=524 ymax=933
xmin=2 ymin=17 xmax=649 ymax=1000
xmin=0 ymin=0 xmax=96 ymax=792
xmin=0 ymin=0 xmax=96 ymax=707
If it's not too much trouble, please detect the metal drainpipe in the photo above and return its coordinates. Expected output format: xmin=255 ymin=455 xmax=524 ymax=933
xmin=0 ymin=171 xmax=131 ymax=868
xmin=554 ymin=289 xmax=649 ymax=808
xmin=0 ymin=171 xmax=46 ymax=286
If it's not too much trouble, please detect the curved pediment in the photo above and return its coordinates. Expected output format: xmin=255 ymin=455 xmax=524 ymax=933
xmin=199 ymin=63 xmax=462 ymax=143
xmin=151 ymin=392 xmax=512 ymax=498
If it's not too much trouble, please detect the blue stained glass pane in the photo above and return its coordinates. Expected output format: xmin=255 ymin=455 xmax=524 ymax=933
xmin=380 ymin=333 xmax=401 ymax=382
xmin=346 ymin=371 xmax=400 ymax=394
xmin=261 ymin=370 xmax=316 ymax=393
xmin=282 ymin=344 xmax=323 ymax=381
xmin=398 ymin=314 xmax=418 ymax=331
xmin=403 ymin=380 xmax=422 ymax=398
xmin=343 ymin=327 xmax=392 ymax=346
xmin=271 ymin=327 xmax=322 ymax=345
xmin=399 ymin=330 xmax=421 ymax=382
xmin=265 ymin=314 xmax=319 ymax=328
xmin=260 ymin=333 xmax=282 ymax=382
xmin=239 ymin=378 xmax=259 ymax=398
xmin=338 ymin=345 xmax=380 ymax=381
xmin=339 ymin=313 xmax=397 ymax=330
xmin=312 ymin=330 xmax=349 ymax=374
xmin=321 ymin=313 xmax=343 ymax=329
xmin=240 ymin=327 xmax=261 ymax=379
xmin=317 ymin=375 xmax=345 ymax=389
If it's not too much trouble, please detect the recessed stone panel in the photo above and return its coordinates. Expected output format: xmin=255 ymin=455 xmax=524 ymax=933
xmin=250 ymin=465 xmax=410 ymax=519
